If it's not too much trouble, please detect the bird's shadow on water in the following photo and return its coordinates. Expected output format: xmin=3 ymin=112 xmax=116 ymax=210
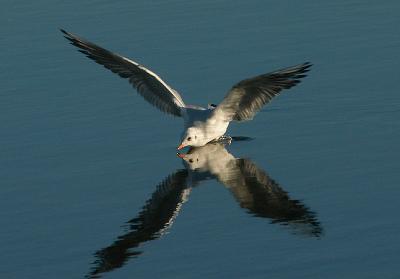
xmin=85 ymin=139 xmax=323 ymax=279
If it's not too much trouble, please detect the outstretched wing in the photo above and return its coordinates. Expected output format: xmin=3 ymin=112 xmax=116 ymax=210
xmin=61 ymin=29 xmax=185 ymax=117
xmin=212 ymin=62 xmax=312 ymax=122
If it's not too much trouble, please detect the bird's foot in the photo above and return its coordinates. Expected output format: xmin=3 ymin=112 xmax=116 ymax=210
xmin=208 ymin=103 xmax=217 ymax=109
xmin=217 ymin=135 xmax=232 ymax=145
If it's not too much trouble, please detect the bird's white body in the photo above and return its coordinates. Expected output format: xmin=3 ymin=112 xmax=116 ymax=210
xmin=61 ymin=29 xmax=311 ymax=149
xmin=182 ymin=107 xmax=230 ymax=147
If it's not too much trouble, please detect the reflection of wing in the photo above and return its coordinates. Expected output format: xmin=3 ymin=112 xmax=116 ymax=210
xmin=179 ymin=143 xmax=322 ymax=237
xmin=87 ymin=170 xmax=189 ymax=279
xmin=217 ymin=158 xmax=322 ymax=237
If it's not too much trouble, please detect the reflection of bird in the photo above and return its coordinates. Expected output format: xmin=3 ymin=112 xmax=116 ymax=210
xmin=86 ymin=170 xmax=190 ymax=279
xmin=86 ymin=142 xmax=321 ymax=278
xmin=179 ymin=143 xmax=322 ymax=236
xmin=61 ymin=29 xmax=311 ymax=149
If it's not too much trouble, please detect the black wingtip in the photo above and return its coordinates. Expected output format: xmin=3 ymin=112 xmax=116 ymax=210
xmin=303 ymin=62 xmax=313 ymax=70
xmin=60 ymin=28 xmax=68 ymax=35
xmin=60 ymin=28 xmax=73 ymax=42
xmin=295 ymin=62 xmax=312 ymax=75
xmin=60 ymin=29 xmax=78 ymax=42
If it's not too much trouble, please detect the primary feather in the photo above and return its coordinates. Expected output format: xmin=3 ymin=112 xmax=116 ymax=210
xmin=61 ymin=29 xmax=185 ymax=117
xmin=213 ymin=62 xmax=312 ymax=121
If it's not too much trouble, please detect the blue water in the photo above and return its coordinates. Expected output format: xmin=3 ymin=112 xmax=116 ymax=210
xmin=1 ymin=1 xmax=400 ymax=278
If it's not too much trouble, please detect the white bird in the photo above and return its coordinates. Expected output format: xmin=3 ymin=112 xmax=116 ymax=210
xmin=61 ymin=29 xmax=311 ymax=149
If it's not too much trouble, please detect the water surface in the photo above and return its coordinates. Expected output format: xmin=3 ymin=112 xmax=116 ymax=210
xmin=1 ymin=1 xmax=400 ymax=278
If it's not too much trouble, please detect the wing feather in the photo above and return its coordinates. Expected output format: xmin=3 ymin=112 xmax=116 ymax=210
xmin=61 ymin=29 xmax=185 ymax=117
xmin=212 ymin=62 xmax=312 ymax=121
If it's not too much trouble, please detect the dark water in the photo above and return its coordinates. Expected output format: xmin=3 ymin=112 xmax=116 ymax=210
xmin=1 ymin=1 xmax=400 ymax=278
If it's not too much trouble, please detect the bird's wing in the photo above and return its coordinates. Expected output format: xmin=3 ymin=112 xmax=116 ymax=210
xmin=61 ymin=29 xmax=185 ymax=117
xmin=211 ymin=62 xmax=312 ymax=122
xmin=218 ymin=158 xmax=322 ymax=237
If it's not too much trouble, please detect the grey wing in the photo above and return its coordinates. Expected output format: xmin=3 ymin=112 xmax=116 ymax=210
xmin=61 ymin=29 xmax=185 ymax=117
xmin=219 ymin=159 xmax=322 ymax=237
xmin=212 ymin=62 xmax=312 ymax=122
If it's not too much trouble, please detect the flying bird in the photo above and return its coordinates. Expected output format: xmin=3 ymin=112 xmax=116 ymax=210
xmin=61 ymin=29 xmax=311 ymax=149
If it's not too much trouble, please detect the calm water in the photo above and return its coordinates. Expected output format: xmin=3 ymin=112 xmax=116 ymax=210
xmin=1 ymin=1 xmax=400 ymax=278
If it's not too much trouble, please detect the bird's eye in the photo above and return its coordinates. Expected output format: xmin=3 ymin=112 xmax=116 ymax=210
xmin=189 ymin=159 xmax=193 ymax=163
xmin=195 ymin=136 xmax=197 ymax=139
xmin=187 ymin=137 xmax=192 ymax=141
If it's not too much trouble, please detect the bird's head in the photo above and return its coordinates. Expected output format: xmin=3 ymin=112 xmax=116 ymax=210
xmin=177 ymin=128 xmax=203 ymax=150
xmin=177 ymin=143 xmax=228 ymax=171
xmin=177 ymin=151 xmax=204 ymax=170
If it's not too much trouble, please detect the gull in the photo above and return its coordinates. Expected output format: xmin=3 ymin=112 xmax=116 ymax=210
xmin=61 ymin=29 xmax=311 ymax=149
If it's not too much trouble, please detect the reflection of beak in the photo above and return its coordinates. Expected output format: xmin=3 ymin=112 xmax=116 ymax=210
xmin=176 ymin=153 xmax=185 ymax=158
xmin=177 ymin=143 xmax=186 ymax=150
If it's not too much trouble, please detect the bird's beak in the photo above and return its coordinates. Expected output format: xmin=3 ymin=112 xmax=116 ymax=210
xmin=177 ymin=143 xmax=186 ymax=150
xmin=176 ymin=153 xmax=185 ymax=158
